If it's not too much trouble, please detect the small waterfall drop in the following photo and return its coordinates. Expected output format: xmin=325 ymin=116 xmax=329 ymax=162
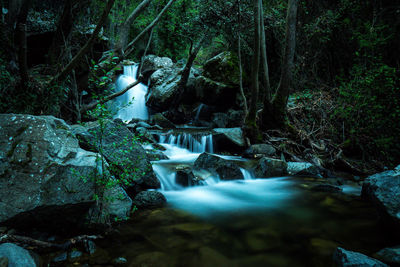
xmin=114 ymin=65 xmax=149 ymax=121
xmin=158 ymin=132 xmax=213 ymax=153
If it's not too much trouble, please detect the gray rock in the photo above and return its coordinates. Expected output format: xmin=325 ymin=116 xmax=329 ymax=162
xmin=112 ymin=257 xmax=128 ymax=265
xmin=287 ymin=162 xmax=321 ymax=177
xmin=85 ymin=240 xmax=97 ymax=255
xmin=243 ymin=144 xmax=276 ymax=159
xmin=226 ymin=109 xmax=245 ymax=127
xmin=136 ymin=127 xmax=157 ymax=143
xmin=0 ymin=243 xmax=37 ymax=267
xmin=145 ymin=150 xmax=168 ymax=161
xmin=150 ymin=113 xmax=176 ymax=129
xmin=133 ymin=191 xmax=166 ymax=208
xmin=194 ymin=153 xmax=243 ymax=181
xmin=376 ymin=246 xmax=400 ymax=265
xmin=333 ymin=247 xmax=388 ymax=267
xmin=82 ymin=120 xmax=160 ymax=197
xmin=0 ymin=257 xmax=8 ymax=267
xmin=361 ymin=167 xmax=400 ymax=228
xmin=203 ymin=52 xmax=239 ymax=85
xmin=140 ymin=55 xmax=173 ymax=81
xmin=212 ymin=113 xmax=229 ymax=128
xmin=70 ymin=250 xmax=82 ymax=259
xmin=53 ymin=252 xmax=67 ymax=263
xmin=254 ymin=157 xmax=288 ymax=178
xmin=213 ymin=128 xmax=246 ymax=153
xmin=176 ymin=169 xmax=202 ymax=187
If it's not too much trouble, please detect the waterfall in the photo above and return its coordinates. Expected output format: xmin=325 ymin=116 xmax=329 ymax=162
xmin=158 ymin=132 xmax=213 ymax=153
xmin=114 ymin=65 xmax=149 ymax=122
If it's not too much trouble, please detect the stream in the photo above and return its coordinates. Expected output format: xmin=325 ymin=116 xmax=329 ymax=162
xmin=89 ymin=65 xmax=396 ymax=266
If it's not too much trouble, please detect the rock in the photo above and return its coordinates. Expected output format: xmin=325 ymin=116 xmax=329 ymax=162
xmin=140 ymin=55 xmax=174 ymax=81
xmin=70 ymin=250 xmax=82 ymax=259
xmin=361 ymin=166 xmax=400 ymax=230
xmin=226 ymin=109 xmax=245 ymax=127
xmin=243 ymin=144 xmax=276 ymax=159
xmin=376 ymin=246 xmax=400 ymax=265
xmin=150 ymin=113 xmax=176 ymax=129
xmin=194 ymin=153 xmax=243 ymax=181
xmin=85 ymin=240 xmax=97 ymax=255
xmin=333 ymin=247 xmax=388 ymax=267
xmin=132 ymin=252 xmax=174 ymax=267
xmin=0 ymin=114 xmax=131 ymax=229
xmin=81 ymin=120 xmax=160 ymax=197
xmin=52 ymin=252 xmax=67 ymax=263
xmin=132 ymin=191 xmax=166 ymax=208
xmin=188 ymin=76 xmax=237 ymax=108
xmin=145 ymin=150 xmax=168 ymax=161
xmin=176 ymin=169 xmax=202 ymax=187
xmin=112 ymin=257 xmax=128 ymax=265
xmin=287 ymin=162 xmax=321 ymax=177
xmin=0 ymin=257 xmax=8 ymax=267
xmin=203 ymin=51 xmax=239 ymax=85
xmin=213 ymin=128 xmax=246 ymax=153
xmin=0 ymin=243 xmax=37 ymax=267
xmin=146 ymin=67 xmax=181 ymax=112
xmin=135 ymin=127 xmax=157 ymax=143
xmin=254 ymin=157 xmax=288 ymax=178
xmin=212 ymin=113 xmax=229 ymax=128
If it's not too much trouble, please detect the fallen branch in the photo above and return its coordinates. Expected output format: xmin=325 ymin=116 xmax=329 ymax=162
xmin=80 ymin=79 xmax=140 ymax=113
xmin=0 ymin=234 xmax=102 ymax=252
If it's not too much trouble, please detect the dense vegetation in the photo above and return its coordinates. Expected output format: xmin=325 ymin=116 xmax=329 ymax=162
xmin=0 ymin=0 xmax=399 ymax=167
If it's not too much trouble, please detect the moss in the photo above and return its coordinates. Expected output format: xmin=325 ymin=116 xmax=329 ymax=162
xmin=6 ymin=139 xmax=21 ymax=158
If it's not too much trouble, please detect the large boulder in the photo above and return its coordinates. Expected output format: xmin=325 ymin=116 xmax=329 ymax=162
xmin=376 ymin=246 xmax=400 ymax=265
xmin=203 ymin=52 xmax=239 ymax=85
xmin=333 ymin=247 xmax=388 ymax=267
xmin=254 ymin=157 xmax=288 ymax=178
xmin=0 ymin=243 xmax=37 ymax=267
xmin=193 ymin=153 xmax=243 ymax=181
xmin=212 ymin=128 xmax=246 ymax=153
xmin=150 ymin=113 xmax=176 ymax=129
xmin=361 ymin=166 xmax=400 ymax=231
xmin=140 ymin=55 xmax=174 ymax=81
xmin=132 ymin=191 xmax=166 ymax=208
xmin=77 ymin=120 xmax=160 ymax=197
xmin=0 ymin=114 xmax=132 ymax=229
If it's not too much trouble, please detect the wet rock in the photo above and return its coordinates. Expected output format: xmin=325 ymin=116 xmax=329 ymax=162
xmin=136 ymin=127 xmax=157 ymax=143
xmin=254 ymin=157 xmax=288 ymax=178
xmin=52 ymin=252 xmax=67 ymax=263
xmin=243 ymin=144 xmax=276 ymax=159
xmin=81 ymin=120 xmax=160 ymax=197
xmin=133 ymin=191 xmax=167 ymax=208
xmin=203 ymin=51 xmax=239 ymax=85
xmin=176 ymin=169 xmax=202 ymax=187
xmin=70 ymin=250 xmax=82 ymax=259
xmin=112 ymin=257 xmax=128 ymax=265
xmin=287 ymin=162 xmax=321 ymax=177
xmin=361 ymin=166 xmax=400 ymax=230
xmin=85 ymin=240 xmax=97 ymax=255
xmin=194 ymin=153 xmax=243 ymax=180
xmin=145 ymin=150 xmax=168 ymax=161
xmin=213 ymin=127 xmax=246 ymax=153
xmin=376 ymin=246 xmax=400 ymax=265
xmin=140 ymin=55 xmax=174 ymax=81
xmin=0 ymin=114 xmax=131 ymax=229
xmin=0 ymin=243 xmax=37 ymax=267
xmin=150 ymin=113 xmax=176 ymax=129
xmin=333 ymin=247 xmax=388 ymax=267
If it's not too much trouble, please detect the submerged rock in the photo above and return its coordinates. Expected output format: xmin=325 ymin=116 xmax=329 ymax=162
xmin=0 ymin=243 xmax=37 ymax=267
xmin=132 ymin=191 xmax=166 ymax=208
xmin=0 ymin=114 xmax=131 ymax=229
xmin=333 ymin=247 xmax=388 ymax=267
xmin=376 ymin=246 xmax=400 ymax=265
xmin=193 ymin=153 xmax=243 ymax=181
xmin=254 ymin=157 xmax=288 ymax=178
xmin=361 ymin=166 xmax=400 ymax=231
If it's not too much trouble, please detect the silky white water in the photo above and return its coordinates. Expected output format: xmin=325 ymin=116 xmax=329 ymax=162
xmin=114 ymin=65 xmax=149 ymax=121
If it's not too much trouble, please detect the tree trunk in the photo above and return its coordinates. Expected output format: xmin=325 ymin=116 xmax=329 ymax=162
xmin=262 ymin=0 xmax=298 ymax=130
xmin=50 ymin=0 xmax=115 ymax=84
xmin=259 ymin=0 xmax=271 ymax=102
xmin=237 ymin=0 xmax=248 ymax=121
xmin=138 ymin=27 xmax=154 ymax=78
xmin=244 ymin=0 xmax=261 ymax=142
xmin=114 ymin=0 xmax=153 ymax=55
xmin=124 ymin=0 xmax=176 ymax=57
xmin=15 ymin=0 xmax=31 ymax=86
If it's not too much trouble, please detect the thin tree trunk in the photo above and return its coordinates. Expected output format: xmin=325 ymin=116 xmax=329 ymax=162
xmin=262 ymin=0 xmax=298 ymax=129
xmin=50 ymin=0 xmax=115 ymax=84
xmin=138 ymin=27 xmax=154 ymax=78
xmin=237 ymin=0 xmax=248 ymax=120
xmin=246 ymin=0 xmax=261 ymax=127
xmin=15 ymin=0 xmax=30 ymax=86
xmin=114 ymin=0 xmax=153 ymax=55
xmin=259 ymin=0 xmax=271 ymax=102
xmin=124 ymin=0 xmax=176 ymax=57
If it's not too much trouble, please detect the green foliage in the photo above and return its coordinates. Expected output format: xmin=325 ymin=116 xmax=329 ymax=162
xmin=335 ymin=63 xmax=400 ymax=161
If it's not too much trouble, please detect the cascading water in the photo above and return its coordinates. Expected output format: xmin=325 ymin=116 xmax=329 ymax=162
xmin=158 ymin=132 xmax=213 ymax=153
xmin=114 ymin=65 xmax=149 ymax=121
